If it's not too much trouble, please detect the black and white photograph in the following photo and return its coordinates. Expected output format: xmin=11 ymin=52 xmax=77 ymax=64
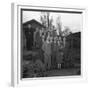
xmin=21 ymin=7 xmax=82 ymax=79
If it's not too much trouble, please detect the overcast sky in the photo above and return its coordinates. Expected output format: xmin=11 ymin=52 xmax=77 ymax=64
xmin=22 ymin=11 xmax=82 ymax=33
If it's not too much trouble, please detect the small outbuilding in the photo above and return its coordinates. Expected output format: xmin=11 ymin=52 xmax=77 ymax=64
xmin=23 ymin=19 xmax=45 ymax=50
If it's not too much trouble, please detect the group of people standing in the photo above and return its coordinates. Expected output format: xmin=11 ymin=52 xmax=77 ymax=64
xmin=34 ymin=28 xmax=65 ymax=71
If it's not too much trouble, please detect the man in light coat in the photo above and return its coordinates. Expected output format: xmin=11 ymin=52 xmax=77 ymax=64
xmin=42 ymin=34 xmax=51 ymax=70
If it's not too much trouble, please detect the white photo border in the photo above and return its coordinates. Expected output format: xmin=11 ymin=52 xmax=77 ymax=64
xmin=11 ymin=3 xmax=87 ymax=87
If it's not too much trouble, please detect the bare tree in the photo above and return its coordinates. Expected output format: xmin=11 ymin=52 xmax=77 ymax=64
xmin=40 ymin=12 xmax=50 ymax=28
xmin=56 ymin=16 xmax=62 ymax=36
xmin=49 ymin=16 xmax=54 ymax=30
xmin=63 ymin=26 xmax=72 ymax=36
